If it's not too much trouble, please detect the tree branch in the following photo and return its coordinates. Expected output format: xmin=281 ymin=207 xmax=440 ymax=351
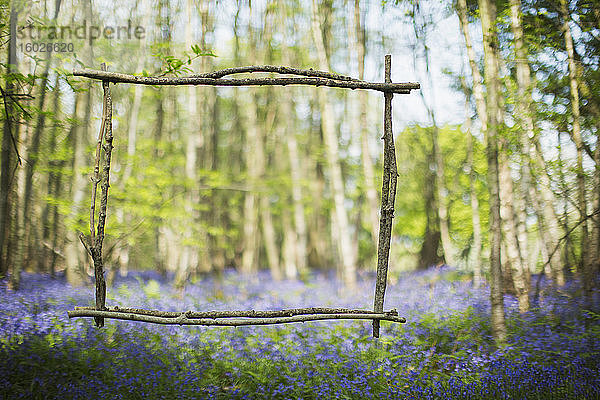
xmin=373 ymin=55 xmax=398 ymax=338
xmin=72 ymin=68 xmax=419 ymax=94
xmin=72 ymin=306 xmax=400 ymax=319
xmin=543 ymin=208 xmax=600 ymax=270
xmin=194 ymin=65 xmax=360 ymax=81
xmin=67 ymin=308 xmax=406 ymax=326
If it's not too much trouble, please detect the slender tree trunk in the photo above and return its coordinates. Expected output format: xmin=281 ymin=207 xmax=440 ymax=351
xmin=40 ymin=73 xmax=62 ymax=275
xmin=464 ymin=101 xmax=483 ymax=287
xmin=63 ymin=89 xmax=85 ymax=286
xmin=593 ymin=140 xmax=600 ymax=274
xmin=117 ymin=1 xmax=150 ymax=277
xmin=0 ymin=7 xmax=18 ymax=278
xmin=508 ymin=0 xmax=562 ymax=284
xmin=531 ymin=137 xmax=564 ymax=283
xmin=65 ymin=0 xmax=95 ymax=286
xmin=418 ymin=152 xmax=441 ymax=269
xmin=153 ymin=91 xmax=171 ymax=275
xmin=311 ymin=0 xmax=357 ymax=287
xmin=576 ymin=81 xmax=600 ymax=274
xmin=196 ymin=1 xmax=224 ymax=274
xmin=499 ymin=150 xmax=529 ymax=312
xmin=283 ymin=92 xmax=307 ymax=276
xmin=432 ymin=127 xmax=454 ymax=266
xmin=241 ymin=88 xmax=260 ymax=276
xmin=176 ymin=0 xmax=202 ymax=287
xmin=411 ymin=3 xmax=454 ymax=267
xmin=457 ymin=0 xmax=488 ymax=132
xmin=478 ymin=0 xmax=507 ymax=344
xmin=281 ymin=208 xmax=297 ymax=279
xmin=457 ymin=0 xmax=487 ymax=281
xmin=560 ymin=0 xmax=591 ymax=300
xmin=259 ymin=6 xmax=282 ymax=280
xmin=351 ymin=0 xmax=379 ymax=246
xmin=12 ymin=132 xmax=26 ymax=290
xmin=279 ymin=31 xmax=307 ymax=276
xmin=307 ymin=93 xmax=331 ymax=270
xmin=21 ymin=1 xmax=62 ymax=276
xmin=239 ymin=10 xmax=263 ymax=276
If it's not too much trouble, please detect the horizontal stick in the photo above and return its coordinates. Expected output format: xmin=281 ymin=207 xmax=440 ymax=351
xmin=72 ymin=69 xmax=420 ymax=93
xmin=73 ymin=306 xmax=400 ymax=319
xmin=195 ymin=65 xmax=361 ymax=81
xmin=67 ymin=309 xmax=406 ymax=326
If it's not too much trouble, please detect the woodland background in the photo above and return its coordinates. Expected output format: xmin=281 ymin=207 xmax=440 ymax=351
xmin=0 ymin=0 xmax=599 ymax=345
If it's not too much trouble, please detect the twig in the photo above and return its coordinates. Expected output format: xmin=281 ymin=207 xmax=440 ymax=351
xmin=77 ymin=231 xmax=92 ymax=257
xmin=542 ymin=208 xmax=600 ymax=271
xmin=73 ymin=306 xmax=400 ymax=319
xmin=95 ymin=72 xmax=113 ymax=251
xmin=0 ymin=85 xmax=21 ymax=164
xmin=373 ymin=55 xmax=398 ymax=338
xmin=72 ymin=68 xmax=419 ymax=94
xmin=193 ymin=65 xmax=360 ymax=81
xmin=90 ymin=66 xmax=108 ymax=242
xmin=67 ymin=309 xmax=406 ymax=326
xmin=81 ymin=64 xmax=113 ymax=328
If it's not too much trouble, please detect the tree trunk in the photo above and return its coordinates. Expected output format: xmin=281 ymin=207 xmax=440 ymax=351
xmin=464 ymin=99 xmax=483 ymax=287
xmin=239 ymin=10 xmax=263 ymax=277
xmin=279 ymin=32 xmax=307 ymax=277
xmin=241 ymin=87 xmax=261 ymax=276
xmin=499 ymin=150 xmax=530 ymax=312
xmin=478 ymin=0 xmax=507 ymax=344
xmin=531 ymin=138 xmax=564 ymax=283
xmin=508 ymin=0 xmax=562 ymax=284
xmin=351 ymin=0 xmax=379 ymax=247
xmin=176 ymin=0 xmax=203 ymax=287
xmin=21 ymin=0 xmax=62 ymax=277
xmin=418 ymin=153 xmax=442 ymax=269
xmin=40 ymin=74 xmax=62 ymax=275
xmin=560 ymin=0 xmax=591 ymax=301
xmin=283 ymin=92 xmax=307 ymax=276
xmin=457 ymin=0 xmax=488 ymax=132
xmin=311 ymin=0 xmax=357 ymax=287
xmin=0 ymin=7 xmax=18 ymax=279
xmin=117 ymin=0 xmax=151 ymax=278
xmin=411 ymin=3 xmax=454 ymax=267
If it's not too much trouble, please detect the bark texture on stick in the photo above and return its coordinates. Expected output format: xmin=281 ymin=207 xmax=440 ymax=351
xmin=73 ymin=305 xmax=401 ymax=319
xmin=72 ymin=60 xmax=418 ymax=335
xmin=72 ymin=68 xmax=419 ymax=93
xmin=68 ymin=308 xmax=406 ymax=326
xmin=373 ymin=55 xmax=397 ymax=338
xmin=80 ymin=64 xmax=112 ymax=328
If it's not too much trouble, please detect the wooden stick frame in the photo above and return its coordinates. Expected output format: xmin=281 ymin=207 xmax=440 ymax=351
xmin=68 ymin=55 xmax=417 ymax=337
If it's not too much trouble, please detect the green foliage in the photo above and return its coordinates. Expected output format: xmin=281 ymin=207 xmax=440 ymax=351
xmin=152 ymin=45 xmax=216 ymax=76
xmin=395 ymin=125 xmax=489 ymax=259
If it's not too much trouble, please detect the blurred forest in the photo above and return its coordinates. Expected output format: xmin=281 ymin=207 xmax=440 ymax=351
xmin=0 ymin=0 xmax=599 ymax=339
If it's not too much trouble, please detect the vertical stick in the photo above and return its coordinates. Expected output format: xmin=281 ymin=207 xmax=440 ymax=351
xmin=91 ymin=63 xmax=112 ymax=328
xmin=90 ymin=67 xmax=108 ymax=242
xmin=373 ymin=55 xmax=396 ymax=337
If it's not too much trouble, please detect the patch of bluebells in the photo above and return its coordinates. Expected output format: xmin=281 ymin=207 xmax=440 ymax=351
xmin=0 ymin=267 xmax=599 ymax=399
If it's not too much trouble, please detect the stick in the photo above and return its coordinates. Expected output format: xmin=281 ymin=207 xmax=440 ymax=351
xmin=81 ymin=64 xmax=113 ymax=328
xmin=373 ymin=55 xmax=398 ymax=338
xmin=67 ymin=309 xmax=407 ymax=326
xmin=90 ymin=65 xmax=108 ymax=242
xmin=192 ymin=65 xmax=361 ymax=81
xmin=72 ymin=68 xmax=420 ymax=94
xmin=72 ymin=306 xmax=400 ymax=319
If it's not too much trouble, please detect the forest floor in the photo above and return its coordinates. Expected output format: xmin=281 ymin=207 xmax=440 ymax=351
xmin=1 ymin=267 xmax=599 ymax=399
